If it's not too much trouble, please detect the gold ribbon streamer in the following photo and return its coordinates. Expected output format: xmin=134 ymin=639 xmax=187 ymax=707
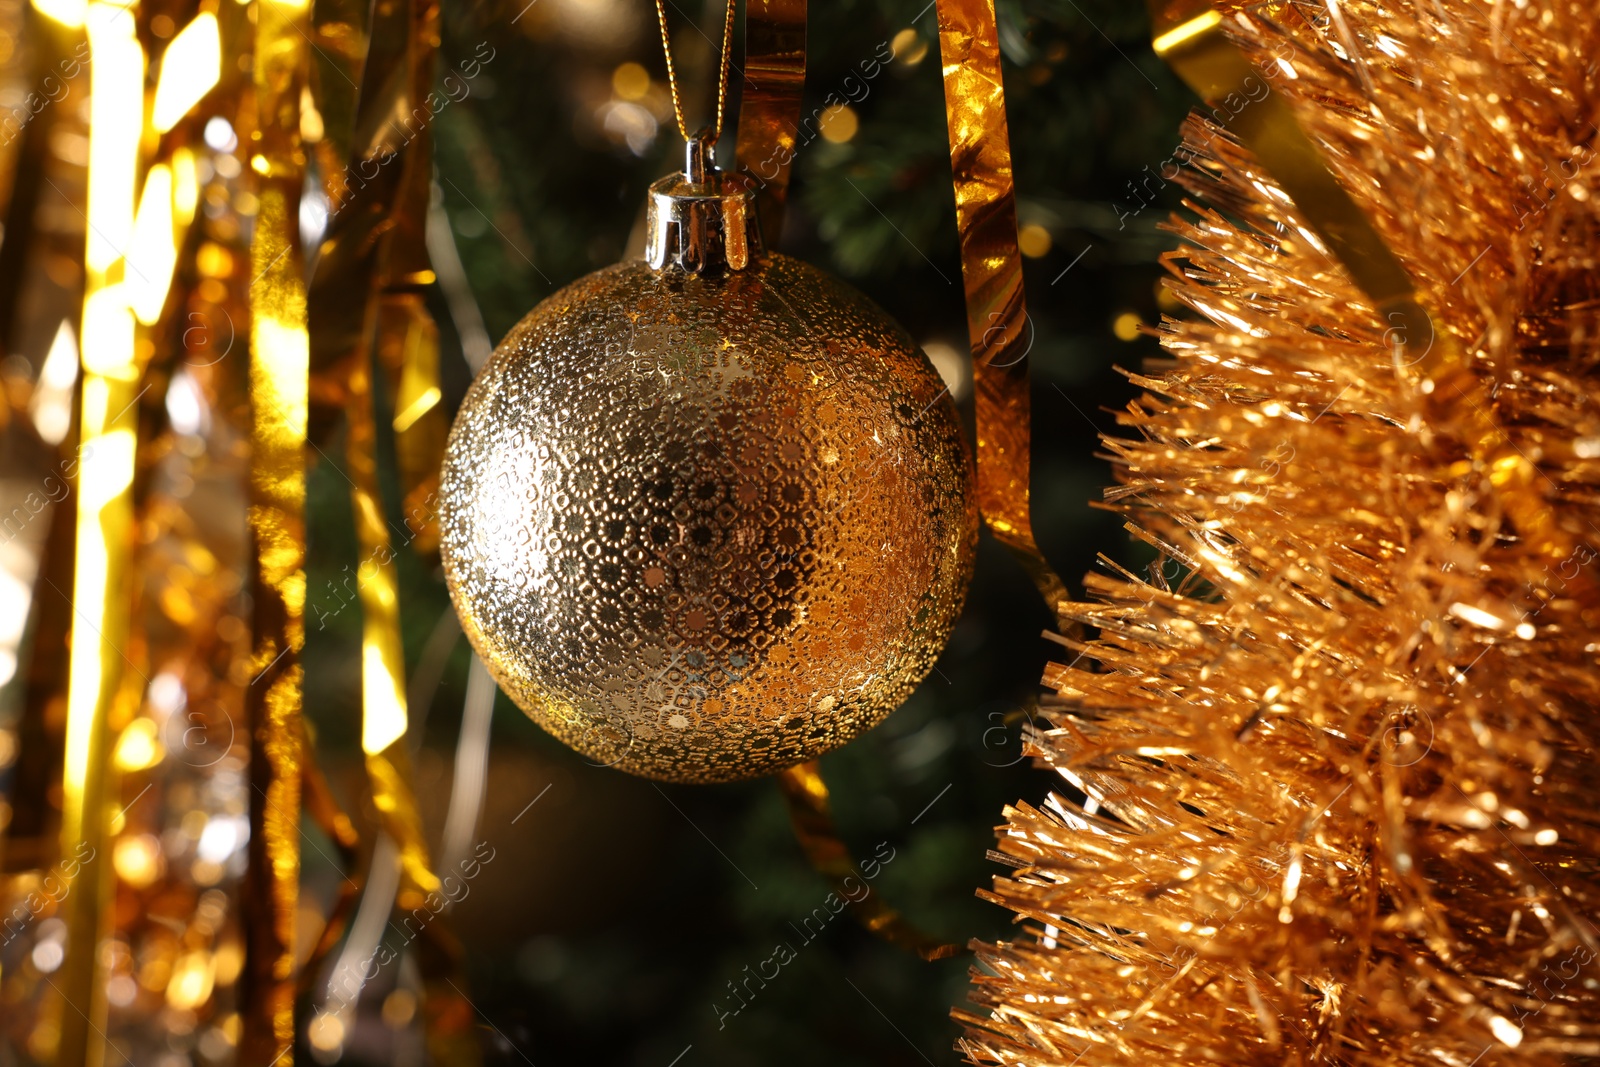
xmin=241 ymin=196 xmax=309 ymax=1067
xmin=347 ymin=327 xmax=481 ymax=1066
xmin=378 ymin=296 xmax=445 ymax=551
xmin=238 ymin=0 xmax=313 ymax=1057
xmin=298 ymin=724 xmax=365 ymax=987
xmin=1148 ymin=0 xmax=1583 ymax=583
xmin=776 ymin=763 xmax=961 ymax=961
xmin=733 ymin=0 xmax=806 ymax=244
xmin=54 ymin=9 xmax=145 ymax=1064
xmin=308 ymin=0 xmax=443 ymax=926
xmin=348 ymin=341 xmax=440 ymax=904
xmin=306 ymin=0 xmax=479 ymax=1056
xmin=935 ymin=0 xmax=1071 ymax=622
xmin=54 ymin=318 xmax=139 ymax=1067
xmin=374 ymin=0 xmax=447 ymax=557
xmin=309 ymin=0 xmax=448 ymax=556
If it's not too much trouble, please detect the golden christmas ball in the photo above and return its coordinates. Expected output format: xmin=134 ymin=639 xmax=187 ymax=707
xmin=440 ymin=143 xmax=977 ymax=782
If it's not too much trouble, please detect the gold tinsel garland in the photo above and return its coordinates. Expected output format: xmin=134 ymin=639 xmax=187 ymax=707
xmin=960 ymin=3 xmax=1600 ymax=1065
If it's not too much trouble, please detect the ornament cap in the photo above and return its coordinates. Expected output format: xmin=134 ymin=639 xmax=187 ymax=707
xmin=646 ymin=130 xmax=763 ymax=275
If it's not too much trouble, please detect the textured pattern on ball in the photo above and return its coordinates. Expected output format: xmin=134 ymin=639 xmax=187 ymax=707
xmin=440 ymin=253 xmax=977 ymax=782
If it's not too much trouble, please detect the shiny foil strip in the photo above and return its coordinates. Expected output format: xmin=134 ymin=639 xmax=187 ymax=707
xmin=297 ymin=716 xmax=365 ymax=989
xmin=345 ymin=349 xmax=480 ymax=1066
xmin=239 ymin=0 xmax=314 ymax=1056
xmin=1147 ymin=0 xmax=1587 ymax=590
xmin=776 ymin=763 xmax=960 ymax=961
xmin=53 ymin=8 xmax=147 ymax=1063
xmin=934 ymin=0 xmax=1070 ymax=621
xmin=378 ymin=294 xmax=446 ymax=553
xmin=306 ymin=0 xmax=480 ymax=1055
xmin=309 ymin=0 xmax=448 ymax=555
xmin=349 ymin=318 xmax=476 ymax=1063
xmin=733 ymin=0 xmax=806 ymax=244
xmin=346 ymin=348 xmax=440 ymax=905
xmin=307 ymin=0 xmax=442 ymax=925
xmin=373 ymin=0 xmax=447 ymax=558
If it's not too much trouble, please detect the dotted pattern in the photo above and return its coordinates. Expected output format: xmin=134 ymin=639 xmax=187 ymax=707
xmin=440 ymin=254 xmax=977 ymax=782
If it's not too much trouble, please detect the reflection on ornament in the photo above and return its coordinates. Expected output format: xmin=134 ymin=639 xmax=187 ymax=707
xmin=441 ymin=138 xmax=977 ymax=782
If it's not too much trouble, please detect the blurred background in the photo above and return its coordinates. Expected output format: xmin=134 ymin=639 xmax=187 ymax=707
xmin=0 ymin=0 xmax=1197 ymax=1062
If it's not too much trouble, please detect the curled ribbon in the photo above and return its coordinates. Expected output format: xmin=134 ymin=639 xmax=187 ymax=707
xmin=936 ymin=0 xmax=1072 ymax=623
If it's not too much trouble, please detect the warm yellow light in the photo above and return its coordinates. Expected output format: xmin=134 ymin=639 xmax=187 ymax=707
xmin=307 ymin=1014 xmax=345 ymax=1052
xmin=819 ymin=104 xmax=859 ymax=145
xmin=1152 ymin=8 xmax=1223 ymax=58
xmin=197 ymin=242 xmax=232 ymax=277
xmin=213 ymin=945 xmax=244 ymax=986
xmin=1112 ymin=311 xmax=1144 ymax=342
xmin=31 ymin=0 xmax=86 ymax=28
xmin=62 ymin=555 xmax=108 ymax=800
xmin=130 ymin=165 xmax=178 ymax=325
xmin=83 ymin=432 xmax=137 ymax=516
xmin=113 ymin=834 xmax=163 ymax=888
xmin=891 ymin=28 xmax=928 ymax=66
xmin=172 ymin=147 xmax=200 ymax=224
xmin=167 ymin=951 xmax=215 ymax=1010
xmin=361 ymin=641 xmax=408 ymax=754
xmin=1489 ymin=1015 xmax=1523 ymax=1048
xmin=114 ymin=718 xmax=164 ymax=771
xmin=30 ymin=320 xmax=79 ymax=445
xmin=1018 ymin=223 xmax=1053 ymax=259
xmin=299 ymin=85 xmax=324 ymax=143
xmin=381 ymin=989 xmax=418 ymax=1028
xmin=392 ymin=385 xmax=441 ymax=433
xmin=61 ymin=418 xmax=135 ymax=798
xmin=84 ymin=10 xmax=143 ymax=274
xmin=252 ymin=316 xmax=310 ymax=443
xmin=72 ymin=415 xmax=134 ymax=508
xmin=152 ymin=13 xmax=221 ymax=132
xmin=81 ymin=285 xmax=137 ymax=379
xmin=612 ymin=61 xmax=650 ymax=101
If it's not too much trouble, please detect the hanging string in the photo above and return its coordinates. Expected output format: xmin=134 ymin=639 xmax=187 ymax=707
xmin=653 ymin=0 xmax=738 ymax=141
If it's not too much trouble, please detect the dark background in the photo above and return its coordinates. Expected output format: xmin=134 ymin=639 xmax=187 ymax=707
xmin=301 ymin=0 xmax=1195 ymax=1062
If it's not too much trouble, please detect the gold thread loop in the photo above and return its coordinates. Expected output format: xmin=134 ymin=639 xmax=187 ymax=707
xmin=654 ymin=0 xmax=739 ymax=145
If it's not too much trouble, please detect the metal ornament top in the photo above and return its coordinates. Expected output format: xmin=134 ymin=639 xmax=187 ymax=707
xmin=645 ymin=132 xmax=763 ymax=275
